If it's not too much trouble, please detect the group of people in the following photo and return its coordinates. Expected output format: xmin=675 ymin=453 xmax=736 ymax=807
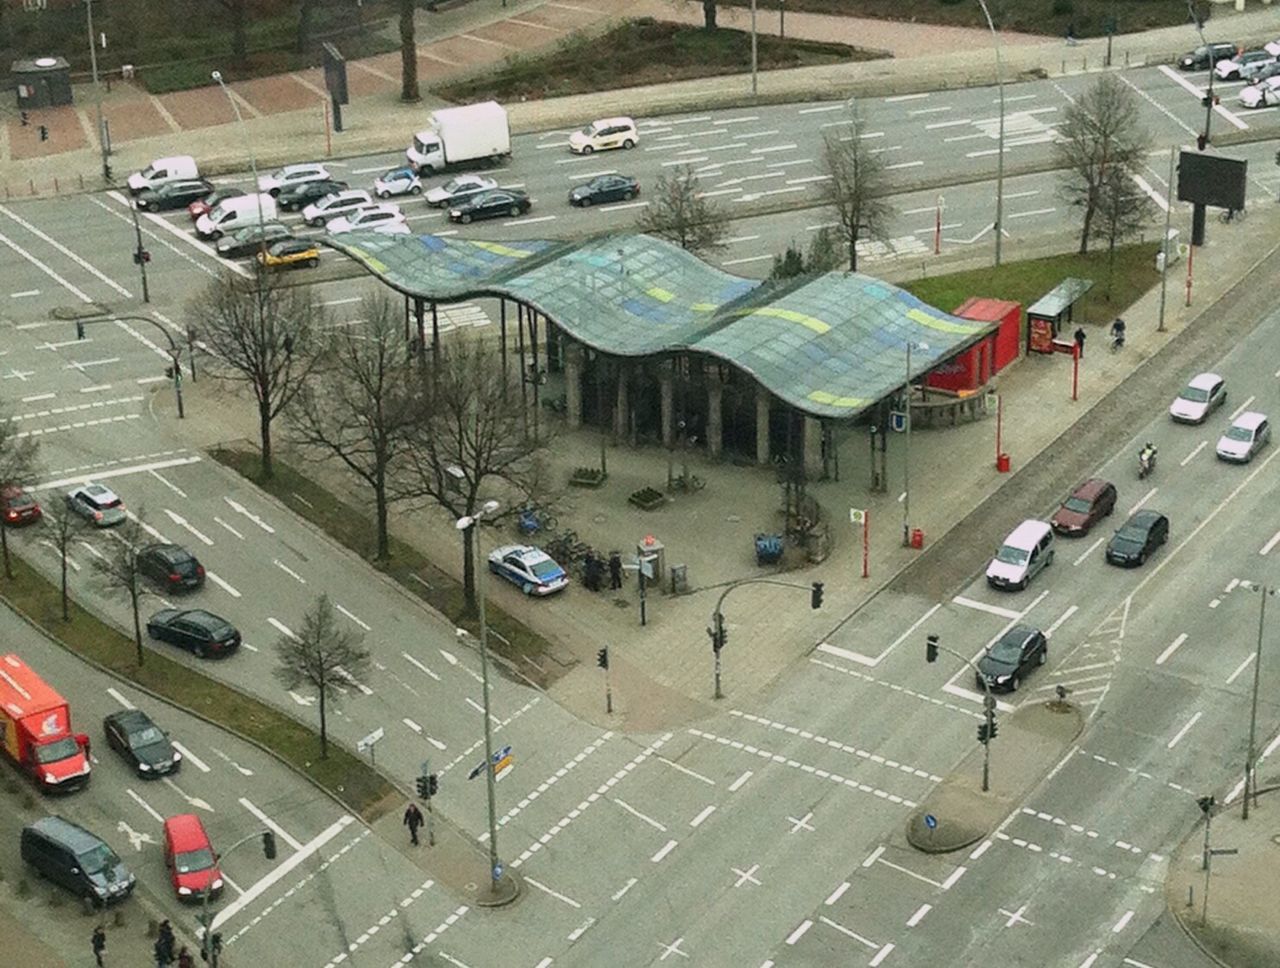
xmin=91 ymin=920 xmax=194 ymax=967
xmin=581 ymin=551 xmax=624 ymax=593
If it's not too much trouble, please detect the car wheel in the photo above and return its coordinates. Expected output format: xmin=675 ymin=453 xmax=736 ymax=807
xmin=147 ymin=626 xmax=160 ymax=640
xmin=192 ymin=643 xmax=207 ymax=659
xmin=510 ymin=206 xmax=521 ymax=217
xmin=580 ymin=196 xmax=592 ymax=207
xmin=622 ymin=139 xmax=635 ymax=149
xmin=410 ymin=185 xmax=422 ymax=195
xmin=460 ymin=213 xmax=472 ymax=224
xmin=1046 ymin=549 xmax=1054 ymax=566
xmin=581 ymin=145 xmax=594 ymax=155
xmin=377 ymin=190 xmax=389 ymax=199
xmin=269 ymin=188 xmax=281 ymax=197
xmin=1138 ymin=551 xmax=1147 ymax=565
xmin=307 ymin=258 xmax=318 ymax=268
xmin=1010 ymin=674 xmax=1020 ymax=691
xmin=623 ymin=190 xmax=635 ymax=200
xmin=522 ymin=582 xmax=534 ymax=595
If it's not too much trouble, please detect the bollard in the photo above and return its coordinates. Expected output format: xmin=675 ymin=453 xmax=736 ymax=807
xmin=78 ymin=174 xmax=84 ymax=189
xmin=53 ymin=177 xmax=58 ymax=193
xmin=1125 ymin=51 xmax=1130 ymax=67
xmin=1187 ymin=884 xmax=1194 ymax=907
xmin=1062 ymin=59 xmax=1066 ymax=73
xmin=1082 ymin=57 xmax=1088 ymax=71
xmin=29 ymin=179 xmax=35 ymax=195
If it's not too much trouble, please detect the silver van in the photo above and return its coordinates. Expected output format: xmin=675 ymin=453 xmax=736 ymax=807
xmin=21 ymin=816 xmax=135 ymax=905
xmin=986 ymin=519 xmax=1055 ymax=591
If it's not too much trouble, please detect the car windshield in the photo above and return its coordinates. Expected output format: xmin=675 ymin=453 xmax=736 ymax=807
xmin=7 ymin=492 xmax=35 ymax=509
xmin=1226 ymin=425 xmax=1255 ymax=441
xmin=34 ymin=736 xmax=80 ymax=764
xmin=89 ymin=494 xmax=122 ymax=510
xmin=1062 ymin=497 xmax=1093 ymax=514
xmin=383 ymin=169 xmax=404 ymax=180
xmin=77 ymin=843 xmax=119 ymax=875
xmin=174 ymin=848 xmax=215 ymax=874
xmin=530 ymin=560 xmax=562 ymax=579
xmin=995 ymin=544 xmax=1028 ymax=565
xmin=988 ymin=639 xmax=1023 ymax=664
xmin=1181 ymin=387 xmax=1210 ymax=403
xmin=130 ymin=726 xmax=166 ymax=748
xmin=1116 ymin=525 xmax=1145 ymax=543
xmin=442 ymin=178 xmax=467 ymax=192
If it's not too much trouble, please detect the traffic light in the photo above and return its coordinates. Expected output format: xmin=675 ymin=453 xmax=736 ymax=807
xmin=132 ymin=250 xmax=151 ymax=264
xmin=926 ymin=633 xmax=939 ymax=663
xmin=978 ymin=721 xmax=990 ymax=744
xmin=1197 ymin=795 xmax=1216 ymax=815
xmin=38 ymin=125 xmax=48 ymax=142
xmin=19 ymin=111 xmax=29 ymax=126
xmin=596 ymin=647 xmax=609 ymax=669
xmin=989 ymin=718 xmax=999 ymax=740
xmin=416 ymin=775 xmax=430 ymax=798
xmin=427 ymin=774 xmax=439 ymax=797
xmin=810 ymin=581 xmax=824 ymax=609
xmin=261 ymin=831 xmax=277 ymax=860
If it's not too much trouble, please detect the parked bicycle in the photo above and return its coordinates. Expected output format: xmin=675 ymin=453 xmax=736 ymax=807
xmin=516 ymin=505 xmax=557 ymax=536
xmin=669 ymin=473 xmax=706 ymax=493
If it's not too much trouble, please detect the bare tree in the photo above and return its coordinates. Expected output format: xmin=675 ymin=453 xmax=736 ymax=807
xmin=1053 ymin=73 xmax=1151 ymax=254
xmin=401 ymin=342 xmax=550 ymax=613
xmin=287 ymin=296 xmax=419 ymax=561
xmin=0 ymin=408 xmax=39 ymax=580
xmin=1092 ymin=167 xmax=1157 ymax=299
xmin=399 ymin=0 xmax=420 ymax=103
xmin=636 ymin=165 xmax=730 ymax=257
xmin=273 ymin=594 xmax=370 ymax=759
xmin=91 ymin=516 xmax=150 ymax=667
xmin=213 ymin=0 xmax=249 ymax=63
xmin=296 ymin=0 xmax=318 ymax=53
xmin=818 ymin=111 xmax=895 ymax=272
xmin=43 ymin=500 xmax=86 ymax=622
xmin=768 ymin=227 xmax=842 ymax=281
xmin=188 ymin=271 xmax=322 ymax=480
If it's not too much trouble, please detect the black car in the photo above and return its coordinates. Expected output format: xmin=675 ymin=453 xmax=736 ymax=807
xmin=135 ymin=179 xmax=216 ymax=212
xmin=139 ymin=543 xmax=205 ymax=592
xmin=976 ymin=625 xmax=1047 ymax=693
xmin=1178 ymin=42 xmax=1237 ymax=71
xmin=103 ymin=709 xmax=181 ymax=777
xmin=215 ymin=222 xmax=293 ymax=259
xmin=1106 ymin=509 xmax=1169 ymax=567
xmin=277 ymin=179 xmax=349 ymax=212
xmin=147 ymin=608 xmax=241 ymax=658
xmin=570 ymin=174 xmax=640 ymax=207
xmin=448 ymin=189 xmax=532 ymax=224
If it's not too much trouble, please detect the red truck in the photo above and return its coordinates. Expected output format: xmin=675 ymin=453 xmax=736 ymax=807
xmin=0 ymin=654 xmax=91 ymax=793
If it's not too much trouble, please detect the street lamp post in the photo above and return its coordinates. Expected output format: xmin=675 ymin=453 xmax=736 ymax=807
xmin=902 ymin=339 xmax=927 ymax=548
xmin=975 ymin=0 xmax=1005 ymax=266
xmin=211 ymin=70 xmax=267 ymax=244
xmin=750 ymin=0 xmax=759 ymax=97
xmin=84 ymin=0 xmax=110 ymax=181
xmin=456 ymin=500 xmax=503 ymax=894
xmin=1243 ymin=582 xmax=1272 ymax=819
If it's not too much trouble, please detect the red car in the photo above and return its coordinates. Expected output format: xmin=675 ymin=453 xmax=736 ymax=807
xmin=1 ymin=486 xmax=42 ymax=526
xmin=1050 ymin=478 xmax=1117 ymax=536
xmin=187 ymin=187 xmax=245 ymax=221
xmin=163 ymin=814 xmax=222 ymax=900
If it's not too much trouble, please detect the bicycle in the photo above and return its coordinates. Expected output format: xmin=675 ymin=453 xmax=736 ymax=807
xmin=670 ymin=473 xmax=706 ymax=493
xmin=1219 ymin=207 xmax=1247 ymax=224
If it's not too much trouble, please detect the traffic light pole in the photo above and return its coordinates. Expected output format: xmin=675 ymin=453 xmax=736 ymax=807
xmin=926 ymin=634 xmax=997 ymax=792
xmin=129 ymin=198 xmax=150 ymax=304
xmin=709 ymin=579 xmax=824 ymax=700
xmin=200 ymin=830 xmax=277 ymax=967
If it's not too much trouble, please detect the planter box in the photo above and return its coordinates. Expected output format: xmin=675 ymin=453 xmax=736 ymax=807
xmin=628 ymin=487 xmax=666 ymax=511
xmin=569 ymin=468 xmax=607 ymax=488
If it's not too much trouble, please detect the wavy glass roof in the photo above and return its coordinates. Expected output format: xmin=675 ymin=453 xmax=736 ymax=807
xmin=324 ymin=232 xmax=998 ymax=419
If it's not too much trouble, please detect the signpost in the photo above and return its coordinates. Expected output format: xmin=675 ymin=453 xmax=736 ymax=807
xmin=468 ymin=745 xmax=513 ymax=781
xmin=850 ymin=508 xmax=869 ymax=579
xmin=356 ymin=726 xmax=384 ymax=766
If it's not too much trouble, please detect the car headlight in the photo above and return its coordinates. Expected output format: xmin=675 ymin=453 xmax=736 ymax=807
xmin=178 ymin=886 xmax=193 ymax=895
xmin=449 ymin=209 xmax=461 ymax=217
xmin=139 ymin=762 xmax=151 ymax=771
xmin=995 ymin=674 xmax=1010 ymax=683
xmin=173 ymin=751 xmax=183 ymax=762
xmin=95 ymin=884 xmax=110 ymax=896
xmin=211 ymin=878 xmax=224 ymax=890
xmin=44 ymin=772 xmax=58 ymax=783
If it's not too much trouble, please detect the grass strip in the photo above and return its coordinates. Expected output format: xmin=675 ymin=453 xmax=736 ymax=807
xmin=0 ymin=556 xmax=395 ymax=821
xmin=209 ymin=448 xmax=562 ymax=688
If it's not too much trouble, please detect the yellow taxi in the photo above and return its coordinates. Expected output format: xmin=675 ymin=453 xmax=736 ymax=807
xmin=258 ymin=238 xmax=320 ymax=270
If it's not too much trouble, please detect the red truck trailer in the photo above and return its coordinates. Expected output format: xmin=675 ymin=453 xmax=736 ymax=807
xmin=0 ymin=654 xmax=91 ymax=793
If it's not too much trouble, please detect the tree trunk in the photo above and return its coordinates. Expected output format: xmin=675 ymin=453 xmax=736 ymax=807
xmin=130 ymin=589 xmax=144 ymax=666
xmin=374 ymin=471 xmax=389 ymax=562
xmin=1078 ymin=205 xmax=1094 ymax=254
xmin=703 ymin=0 xmax=718 ymax=30
xmin=229 ymin=0 xmax=248 ymax=64
xmin=259 ymin=404 xmax=274 ymax=480
xmin=462 ymin=527 xmax=477 ymax=615
xmin=60 ymin=553 xmax=69 ymax=621
xmin=296 ymin=0 xmax=316 ymax=54
xmin=318 ymin=686 xmax=328 ymax=759
xmin=848 ymin=236 xmax=858 ymax=273
xmin=0 ymin=523 xmax=10 ymax=580
xmin=399 ymin=0 xmax=420 ymax=103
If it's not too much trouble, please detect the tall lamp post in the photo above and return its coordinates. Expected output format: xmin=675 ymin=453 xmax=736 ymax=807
xmin=84 ymin=0 xmax=110 ymax=180
xmin=902 ymin=339 xmax=927 ymax=547
xmin=456 ymin=500 xmax=503 ymax=894
xmin=1243 ymin=582 xmax=1273 ymax=819
xmin=211 ymin=70 xmax=267 ymax=243
xmin=975 ymin=0 xmax=1005 ymax=266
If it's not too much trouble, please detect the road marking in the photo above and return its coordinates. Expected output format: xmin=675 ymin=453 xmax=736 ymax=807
xmin=1229 ymin=395 xmax=1256 ymax=421
xmin=1180 ymin=440 xmax=1207 ymax=466
xmin=1167 ymin=711 xmax=1202 ymax=749
xmin=886 ymin=92 xmax=929 ymax=102
xmin=223 ymin=496 xmax=274 ymax=533
xmin=788 ymin=812 xmax=815 ymax=833
xmin=402 ymin=652 xmax=441 ymax=681
xmin=35 ymin=455 xmax=202 ymax=492
xmin=1226 ymin=653 xmax=1254 ymax=685
xmin=1113 ymin=910 xmax=1135 ymax=933
xmin=0 ymin=229 xmax=94 ymax=303
xmin=689 ymin=805 xmax=716 ymax=828
xmin=876 ymin=856 xmax=943 ymax=888
xmin=825 ymin=881 xmax=851 ymax=905
xmin=907 ymin=903 xmax=931 ymax=927
xmin=39 ymin=539 xmax=80 ymax=570
xmin=785 ymin=920 xmax=813 ymax=944
xmin=0 ymin=204 xmax=132 ymax=297
xmin=273 ymin=558 xmax=307 ymax=583
xmin=951 ymin=595 xmax=1022 ymax=619
xmin=1123 ymin=959 xmax=1158 ymax=968
xmin=16 ymin=412 xmax=137 ymax=439
xmin=171 ymin=741 xmax=210 ymax=772
xmin=10 ymin=289 xmax=39 ymax=297
xmin=21 ymin=392 xmax=56 ymax=402
xmin=819 ymin=914 xmax=880 ymax=949
xmin=613 ymin=797 xmax=667 ymax=831
xmin=969 ymin=840 xmax=992 ymax=860
xmin=941 ymin=866 xmax=967 ymax=890
xmin=163 ymin=509 xmax=214 ymax=546
xmin=656 ymin=755 xmax=715 ymax=785
xmin=107 ymin=686 xmax=135 ymax=709
xmin=862 ymin=845 xmax=885 ymax=867
xmin=126 ymin=788 xmax=165 ymax=823
xmin=213 ymin=517 xmax=243 ymax=540
xmin=268 ymin=617 xmax=297 ymax=640
xmin=335 ymin=603 xmax=370 ymax=630
xmin=730 ymin=710 xmax=941 ymax=781
xmin=728 ymin=770 xmax=752 ymax=792
xmin=1156 ymin=633 xmax=1188 ymax=665
xmin=150 ymin=469 xmax=187 ymax=498
xmin=1128 ymin=487 xmax=1157 ymax=515
xmin=732 ymin=864 xmax=760 ymax=887
xmin=1261 ymin=530 xmax=1280 ymax=555
xmin=525 ymin=877 xmax=580 ymax=908
xmin=651 ymin=839 xmax=678 ymax=862
xmin=238 ymin=797 xmax=303 ymax=850
xmin=1045 ymin=605 xmax=1078 ymax=636
xmin=1007 ymin=207 xmax=1057 ymax=220
xmin=212 ymin=814 xmax=354 ymax=931
xmin=205 ymin=571 xmax=241 ymax=598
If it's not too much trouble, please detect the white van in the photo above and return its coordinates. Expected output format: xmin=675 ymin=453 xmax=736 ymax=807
xmin=195 ymin=194 xmax=278 ymax=240
xmin=986 ymin=519 xmax=1055 ymax=591
xmin=127 ymin=155 xmax=199 ymax=195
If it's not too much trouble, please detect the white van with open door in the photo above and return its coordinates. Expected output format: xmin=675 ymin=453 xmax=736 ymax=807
xmin=128 ymin=155 xmax=199 ymax=195
xmin=195 ymin=194 xmax=278 ymax=240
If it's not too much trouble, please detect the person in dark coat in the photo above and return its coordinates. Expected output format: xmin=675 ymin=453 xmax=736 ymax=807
xmin=177 ymin=948 xmax=195 ymax=968
xmin=1073 ymin=326 xmax=1086 ymax=358
xmin=583 ymin=553 xmax=603 ymax=592
xmin=404 ymin=802 xmax=424 ymax=845
xmin=609 ymin=552 xmax=623 ymax=590
xmin=92 ymin=926 xmax=107 ymax=967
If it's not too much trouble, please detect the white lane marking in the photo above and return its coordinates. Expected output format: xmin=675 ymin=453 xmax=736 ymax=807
xmin=40 ymin=540 xmax=80 ymax=570
xmin=335 ymin=603 xmax=370 ymax=630
xmin=656 ymin=756 xmax=715 ymax=785
xmin=819 ymin=914 xmax=880 ymax=948
xmin=21 ymin=392 xmax=56 ymax=402
xmin=150 ymin=469 xmax=187 ymax=498
xmin=825 ymin=882 xmax=851 ymax=905
xmin=402 ymin=652 xmax=441 ymax=681
xmin=238 ymin=796 xmax=303 ymax=850
xmin=1113 ymin=910 xmax=1135 ymax=933
xmin=0 ymin=229 xmax=94 ymax=302
xmin=1128 ymin=487 xmax=1157 ymax=515
xmin=885 ymin=93 xmax=929 ymax=102
xmin=16 ymin=412 xmax=137 ymax=438
xmin=728 ymin=770 xmax=752 ymax=792
xmin=163 ymin=509 xmax=214 ymax=546
xmin=213 ymin=517 xmax=244 ymax=540
xmin=785 ymin=920 xmax=813 ymax=944
xmin=1167 ymin=711 xmax=1202 ymax=749
xmin=611 ymin=877 xmax=637 ymax=901
xmin=171 ymin=741 xmax=211 ymax=773
xmin=1123 ymin=959 xmax=1158 ymax=968
xmin=1131 ymin=173 xmax=1168 ymax=212
xmin=211 ymin=815 xmax=354 ymax=930
xmin=1261 ymin=530 xmax=1280 ymax=555
xmin=1226 ymin=653 xmax=1254 ymax=685
xmin=35 ymin=455 xmax=202 ymax=491
xmin=815 ymin=642 xmax=877 ymax=667
xmin=524 ymin=877 xmax=581 ymax=909
xmin=940 ymin=866 xmax=967 ymax=890
xmin=1156 ymin=634 xmax=1187 ymax=666
xmin=205 ymin=571 xmax=241 ymax=598
xmin=862 ymin=847 xmax=885 ymax=867
xmin=1229 ymin=395 xmax=1256 ymax=421
xmin=1073 ymin=535 xmax=1106 ymax=566
xmin=951 ymin=595 xmax=1022 ymax=619
xmin=870 ymin=944 xmax=895 ymax=967
xmin=969 ymin=840 xmax=992 ymax=860
xmin=322 ymin=297 xmax=361 ymax=306
xmin=10 ymin=289 xmax=40 ymax=297
xmin=907 ymin=903 xmax=932 ymax=927
xmin=1007 ymin=207 xmax=1057 ymax=220
xmin=126 ymin=787 xmax=166 ymax=823
xmin=223 ymin=496 xmax=274 ymax=533
xmin=875 ymin=856 xmax=943 ymax=888
xmin=613 ymin=798 xmax=667 ymax=832
xmin=0 ymin=204 xmax=131 ymax=297
xmin=689 ymin=805 xmax=716 ymax=828
xmin=1181 ymin=440 xmax=1207 ymax=466
xmin=268 ymin=617 xmax=298 ymax=640
xmin=1044 ymin=605 xmax=1078 ymax=637
xmin=651 ymin=839 xmax=678 ymax=862
xmin=107 ymin=687 xmax=136 ymax=709
xmin=273 ymin=559 xmax=307 ymax=583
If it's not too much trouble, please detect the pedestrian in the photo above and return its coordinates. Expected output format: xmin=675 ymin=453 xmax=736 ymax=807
xmin=92 ymin=925 xmax=106 ymax=967
xmin=404 ymin=802 xmax=424 ymax=846
xmin=156 ymin=919 xmax=175 ymax=965
xmin=1073 ymin=326 xmax=1086 ymax=358
xmin=1066 ymin=21 xmax=1078 ymax=46
xmin=177 ymin=946 xmax=194 ymax=968
xmin=608 ymin=552 xmax=623 ymax=590
xmin=583 ymin=552 xmax=603 ymax=592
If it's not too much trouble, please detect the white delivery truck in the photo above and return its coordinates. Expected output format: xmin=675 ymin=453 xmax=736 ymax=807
xmin=195 ymin=194 xmax=278 ymax=240
xmin=127 ymin=155 xmax=199 ymax=194
xmin=405 ymin=101 xmax=511 ymax=175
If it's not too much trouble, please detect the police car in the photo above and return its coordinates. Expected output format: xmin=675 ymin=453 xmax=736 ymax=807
xmin=487 ymin=544 xmax=568 ymax=596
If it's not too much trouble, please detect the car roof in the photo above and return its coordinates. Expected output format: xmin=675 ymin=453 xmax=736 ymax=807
xmin=164 ymin=813 xmax=210 ymax=849
xmin=1005 ymin=519 xmax=1051 ymax=546
xmin=106 ymin=708 xmax=154 ymax=732
xmin=1071 ymin=478 xmax=1111 ymax=499
xmin=997 ymin=624 xmax=1041 ymax=645
xmin=1128 ymin=509 xmax=1165 ymax=526
xmin=78 ymin=482 xmax=119 ymax=500
xmin=175 ymin=609 xmax=228 ymax=628
xmin=27 ymin=815 xmax=104 ymax=852
xmin=1188 ymin=372 xmax=1222 ymax=389
xmin=592 ymin=116 xmax=635 ymax=127
xmin=1233 ymin=410 xmax=1268 ymax=429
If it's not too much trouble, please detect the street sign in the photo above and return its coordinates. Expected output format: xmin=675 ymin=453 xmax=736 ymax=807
xmin=640 ymin=553 xmax=657 ymax=579
xmin=924 ymin=814 xmax=938 ymax=830
xmin=468 ymin=745 xmax=514 ymax=780
xmin=356 ymin=727 xmax=384 ymax=753
xmin=849 ymin=508 xmax=866 ymax=524
xmin=493 ymin=862 xmax=505 ymax=881
xmin=890 ymin=411 xmax=907 ymax=432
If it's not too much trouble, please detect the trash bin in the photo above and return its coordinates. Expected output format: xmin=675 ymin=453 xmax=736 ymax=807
xmin=13 ymin=56 xmax=73 ymax=110
xmin=669 ymin=564 xmax=688 ymax=595
xmin=996 ymin=453 xmax=1011 ymax=473
xmin=910 ymin=528 xmax=925 ymax=549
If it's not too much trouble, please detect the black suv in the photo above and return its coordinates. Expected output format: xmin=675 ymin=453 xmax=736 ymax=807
xmin=976 ymin=625 xmax=1047 ymax=693
xmin=21 ymin=816 xmax=135 ymax=905
xmin=139 ymin=542 xmax=205 ymax=591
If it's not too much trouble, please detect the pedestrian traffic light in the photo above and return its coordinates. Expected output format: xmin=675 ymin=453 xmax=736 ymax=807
xmin=416 ymin=775 xmax=430 ymax=798
xmin=810 ymin=581 xmax=824 ymax=609
xmin=38 ymin=125 xmax=48 ymax=142
xmin=19 ymin=111 xmax=29 ymax=126
xmin=988 ymin=718 xmax=999 ymax=740
xmin=427 ymin=774 xmax=439 ymax=797
xmin=596 ymin=647 xmax=609 ymax=669
xmin=261 ymin=831 xmax=277 ymax=860
xmin=1197 ymin=795 xmax=1215 ymax=815
xmin=926 ymin=633 xmax=939 ymax=663
xmin=132 ymin=249 xmax=151 ymax=264
xmin=978 ymin=722 xmax=990 ymax=744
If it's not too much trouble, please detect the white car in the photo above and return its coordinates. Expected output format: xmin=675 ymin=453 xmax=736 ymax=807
xmin=1217 ymin=411 xmax=1271 ymax=462
xmin=258 ymin=163 xmax=331 ymax=196
xmin=325 ymin=203 xmax=407 ymax=234
xmin=1215 ymin=50 xmax=1275 ymax=80
xmin=1266 ymin=38 xmax=1280 ymax=58
xmin=373 ymin=167 xmax=422 ymax=198
xmin=1239 ymin=75 xmax=1280 ymax=108
xmin=65 ymin=483 xmax=127 ymax=527
xmin=301 ymin=189 xmax=373 ymax=226
xmin=568 ymin=117 xmax=638 ymax=155
xmin=424 ymin=174 xmax=498 ymax=208
xmin=1169 ymin=372 xmax=1226 ymax=423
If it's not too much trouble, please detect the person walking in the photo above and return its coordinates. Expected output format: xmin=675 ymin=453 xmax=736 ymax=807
xmin=608 ymin=552 xmax=623 ymax=590
xmin=158 ymin=919 xmax=175 ymax=963
xmin=403 ymin=802 xmax=424 ymax=846
xmin=177 ymin=946 xmax=194 ymax=968
xmin=92 ymin=925 xmax=107 ymax=967
xmin=1073 ymin=326 xmax=1086 ymax=358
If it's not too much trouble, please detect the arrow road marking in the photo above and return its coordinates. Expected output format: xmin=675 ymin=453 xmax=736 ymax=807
xmin=223 ymin=496 xmax=274 ymax=533
xmin=163 ymin=777 xmax=214 ymax=812
xmin=288 ymin=691 xmax=316 ymax=706
xmin=210 ymin=748 xmax=254 ymax=776
xmin=117 ymin=820 xmax=158 ymax=851
xmin=163 ymin=508 xmax=213 ymax=546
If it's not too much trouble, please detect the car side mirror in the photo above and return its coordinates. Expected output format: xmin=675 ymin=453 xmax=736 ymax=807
xmin=70 ymin=867 xmax=80 ymax=875
xmin=76 ymin=733 xmax=90 ymax=753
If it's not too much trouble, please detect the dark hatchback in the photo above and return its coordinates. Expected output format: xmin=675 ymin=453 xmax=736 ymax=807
xmin=139 ymin=543 xmax=205 ymax=592
xmin=1178 ymin=42 xmax=1237 ymax=71
xmin=1050 ymin=478 xmax=1116 ymax=536
xmin=1105 ymin=509 xmax=1169 ymax=567
xmin=277 ymin=179 xmax=349 ymax=212
xmin=448 ymin=188 xmax=531 ymax=224
xmin=135 ymin=179 xmax=216 ymax=212
xmin=570 ymin=174 xmax=640 ymax=207
xmin=2 ymin=486 xmax=42 ymax=526
xmin=147 ymin=608 xmax=241 ymax=658
xmin=976 ymin=624 xmax=1047 ymax=693
xmin=215 ymin=222 xmax=293 ymax=259
xmin=103 ymin=709 xmax=181 ymax=777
